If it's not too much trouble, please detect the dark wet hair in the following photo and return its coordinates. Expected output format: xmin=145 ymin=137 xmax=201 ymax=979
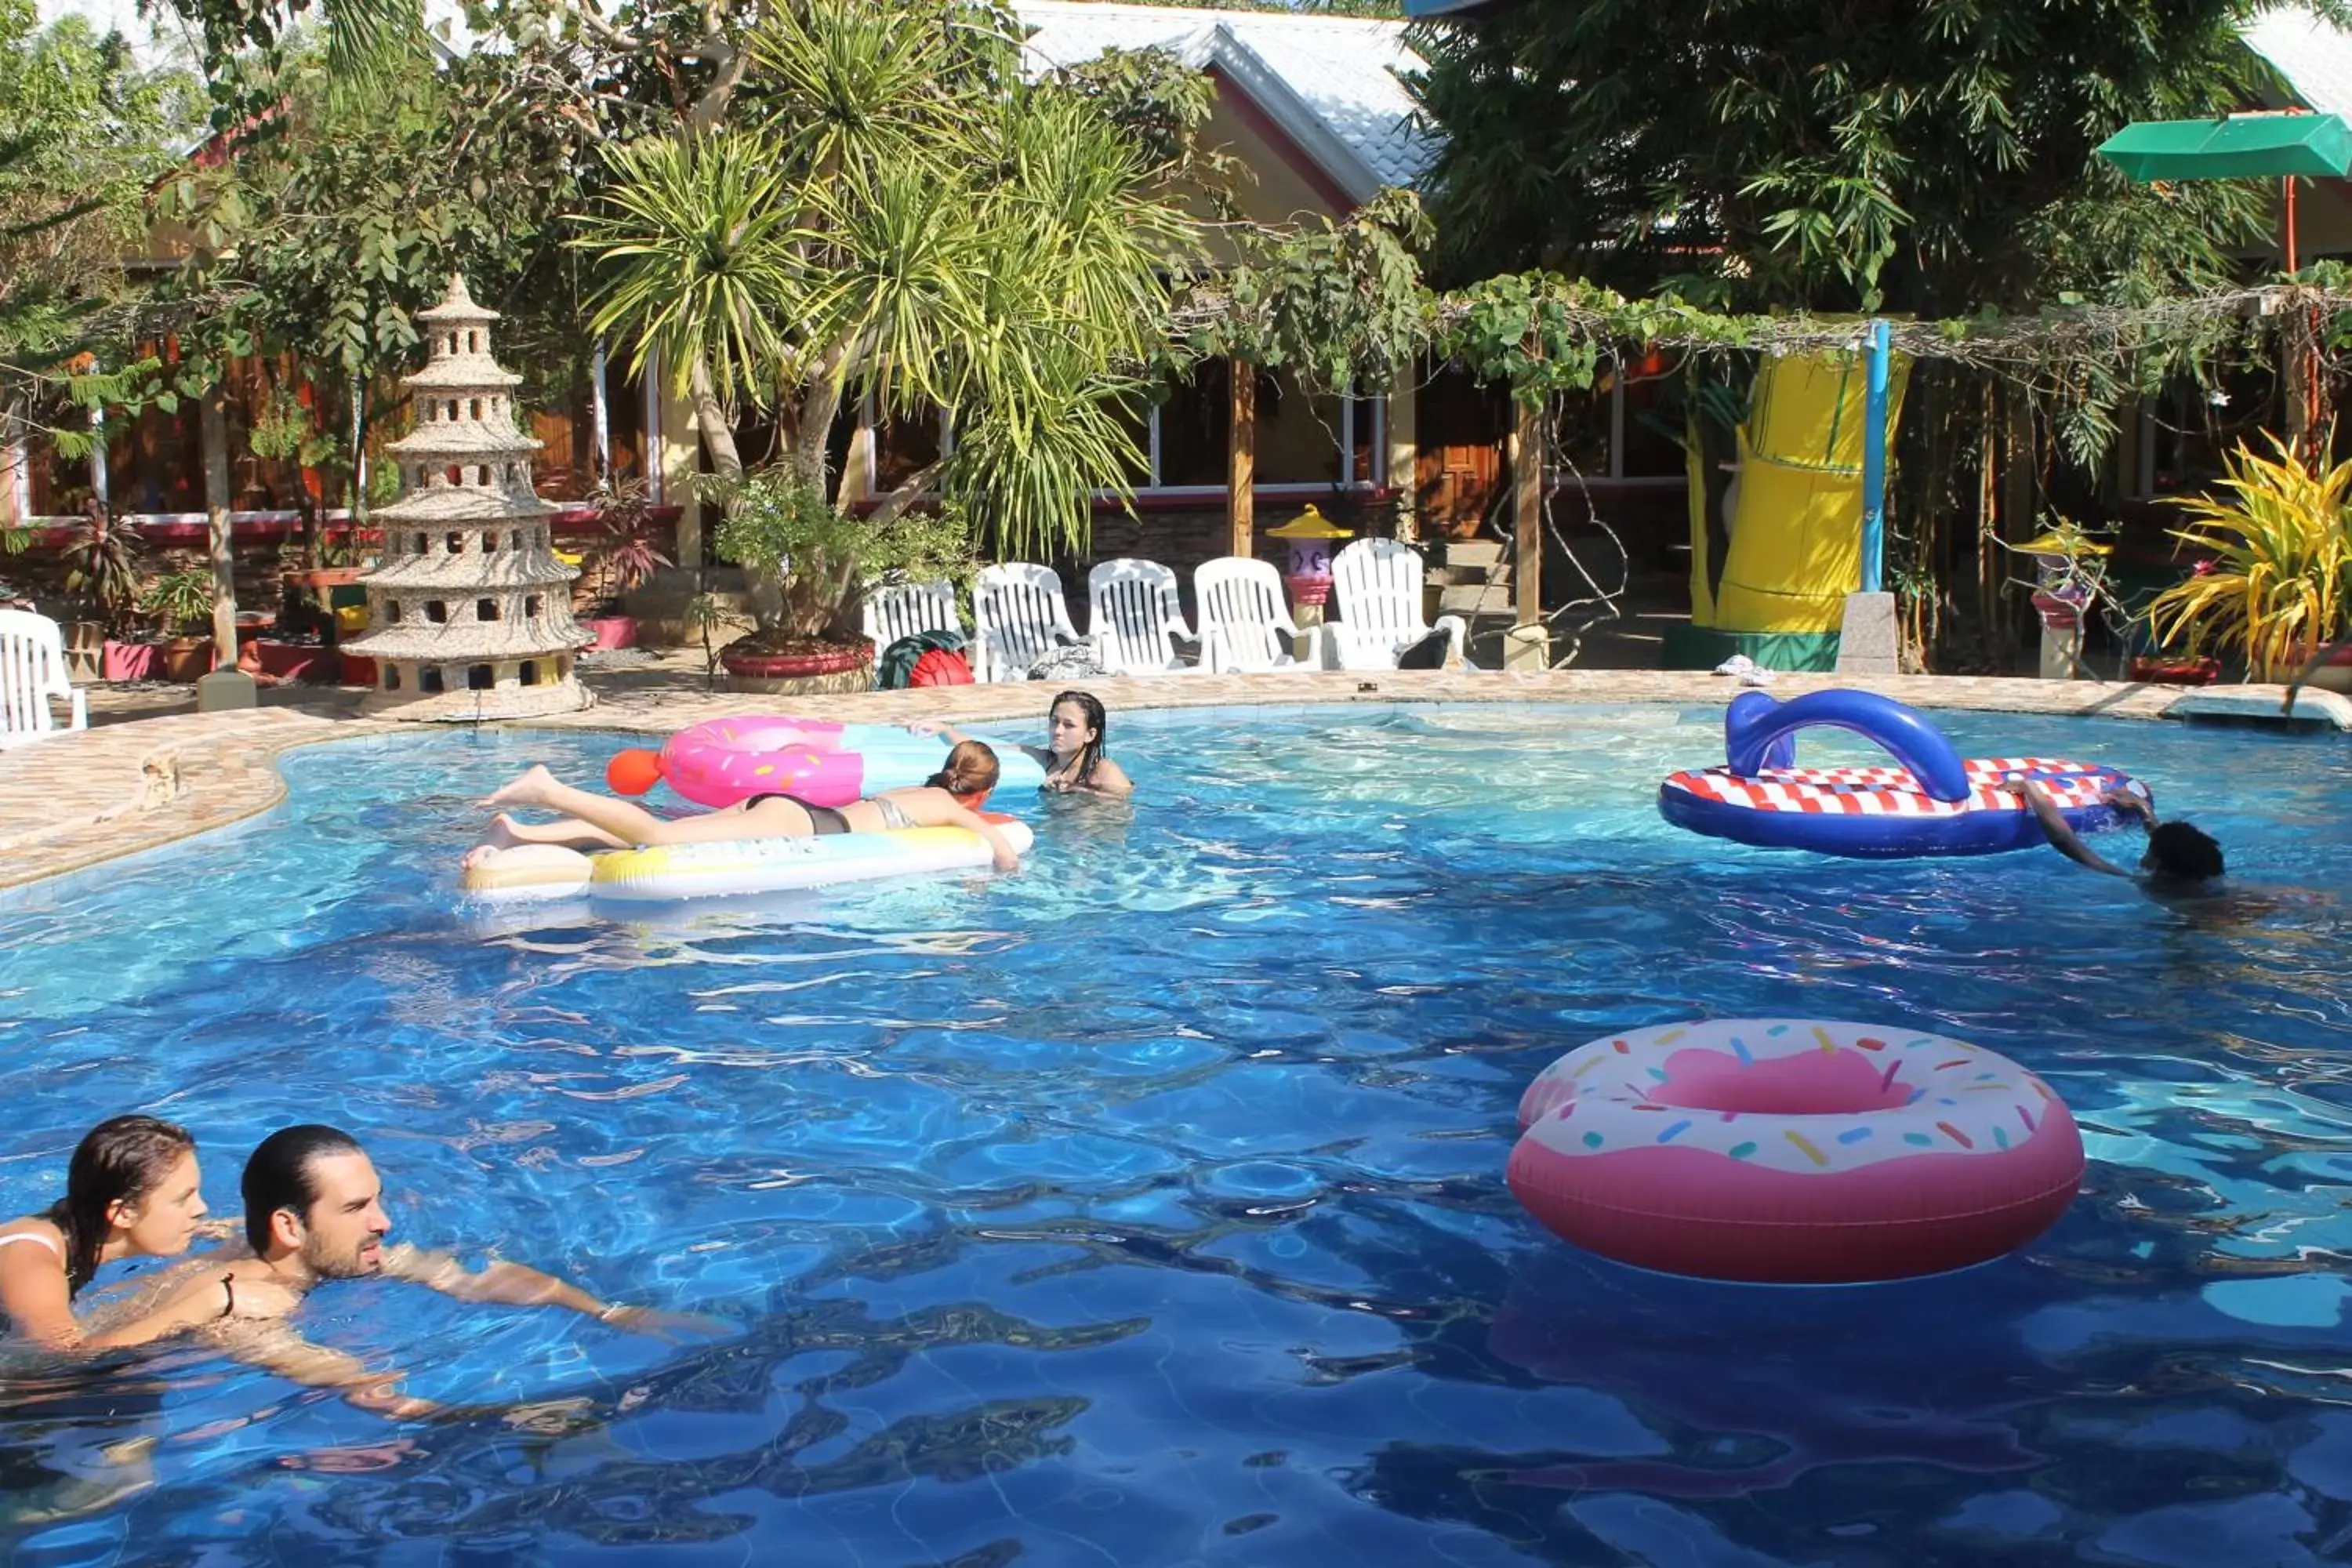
xmin=926 ymin=739 xmax=1002 ymax=800
xmin=42 ymin=1115 xmax=195 ymax=1294
xmin=2146 ymin=821 xmax=2224 ymax=882
xmin=243 ymin=1124 xmax=363 ymax=1254
xmin=1049 ymin=690 xmax=1108 ymax=787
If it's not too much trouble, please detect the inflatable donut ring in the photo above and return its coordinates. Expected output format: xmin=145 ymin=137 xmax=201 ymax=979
xmin=609 ymin=716 xmax=1046 ymax=809
xmin=1508 ymin=1018 xmax=2083 ymax=1283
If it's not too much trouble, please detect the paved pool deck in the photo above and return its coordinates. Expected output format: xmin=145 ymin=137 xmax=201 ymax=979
xmin=2 ymin=655 xmax=2346 ymax=893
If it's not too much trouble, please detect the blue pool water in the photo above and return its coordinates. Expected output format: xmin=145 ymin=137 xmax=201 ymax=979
xmin=2 ymin=702 xmax=2350 ymax=1566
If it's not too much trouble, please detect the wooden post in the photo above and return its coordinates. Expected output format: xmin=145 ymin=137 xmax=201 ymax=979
xmin=203 ymin=381 xmax=238 ymax=663
xmin=1228 ymin=358 xmax=1255 ymax=557
xmin=1495 ymin=387 xmax=1551 ymax=670
xmin=1513 ymin=393 xmax=1541 ymax=629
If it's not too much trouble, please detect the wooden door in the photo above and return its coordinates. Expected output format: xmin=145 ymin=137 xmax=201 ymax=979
xmin=1413 ymin=363 xmax=1509 ymax=538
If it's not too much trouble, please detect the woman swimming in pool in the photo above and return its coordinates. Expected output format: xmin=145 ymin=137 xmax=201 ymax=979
xmin=913 ymin=690 xmax=1132 ymax=799
xmin=464 ymin=739 xmax=1022 ymax=873
xmin=0 ymin=1116 xmax=285 ymax=1350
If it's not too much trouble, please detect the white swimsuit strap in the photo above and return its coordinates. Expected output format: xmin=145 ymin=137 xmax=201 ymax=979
xmin=0 ymin=1230 xmax=62 ymax=1258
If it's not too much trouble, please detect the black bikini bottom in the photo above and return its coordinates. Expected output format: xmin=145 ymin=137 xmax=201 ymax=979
xmin=745 ymin=794 xmax=850 ymax=834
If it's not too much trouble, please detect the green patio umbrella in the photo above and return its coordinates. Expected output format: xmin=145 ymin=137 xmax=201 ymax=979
xmin=2096 ymin=111 xmax=2352 ymax=270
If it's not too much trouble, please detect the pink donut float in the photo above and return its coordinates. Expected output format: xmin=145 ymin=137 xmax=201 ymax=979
xmin=652 ymin=717 xmax=865 ymax=809
xmin=1508 ymin=1018 xmax=2083 ymax=1284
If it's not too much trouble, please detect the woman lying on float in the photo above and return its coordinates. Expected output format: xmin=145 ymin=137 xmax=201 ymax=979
xmin=463 ymin=739 xmax=1022 ymax=889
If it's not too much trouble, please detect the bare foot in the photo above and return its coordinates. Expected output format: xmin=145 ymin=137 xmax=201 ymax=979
xmin=481 ymin=764 xmax=555 ymax=811
xmin=460 ymin=814 xmax=528 ymax=870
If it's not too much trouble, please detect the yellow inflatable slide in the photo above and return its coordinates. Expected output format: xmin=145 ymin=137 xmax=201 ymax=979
xmin=1673 ymin=347 xmax=1911 ymax=671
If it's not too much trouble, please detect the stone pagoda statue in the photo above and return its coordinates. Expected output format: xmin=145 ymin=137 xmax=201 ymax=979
xmin=347 ymin=274 xmax=590 ymax=720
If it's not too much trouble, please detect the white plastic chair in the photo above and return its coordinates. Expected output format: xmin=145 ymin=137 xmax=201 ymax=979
xmin=1193 ymin=557 xmax=1306 ymax=673
xmin=1086 ymin=558 xmax=1196 ymax=676
xmin=971 ymin=563 xmax=1083 ymax=683
xmin=861 ymin=578 xmax=964 ymax=659
xmin=1319 ymin=537 xmax=1470 ymax=670
xmin=1 ymin=608 xmax=89 ymax=743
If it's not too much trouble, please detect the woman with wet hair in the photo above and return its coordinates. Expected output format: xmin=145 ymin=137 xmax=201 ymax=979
xmin=0 ymin=1115 xmax=262 ymax=1349
xmin=916 ymin=689 xmax=1133 ymax=799
xmin=468 ymin=739 xmax=1022 ymax=873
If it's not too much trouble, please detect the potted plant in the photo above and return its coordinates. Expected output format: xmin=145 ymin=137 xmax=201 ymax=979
xmin=60 ymin=506 xmax=153 ymax=681
xmin=572 ymin=476 xmax=670 ymax=650
xmin=141 ymin=565 xmax=220 ymax=681
xmin=709 ymin=465 xmax=973 ymax=693
xmin=2146 ymin=434 xmax=2352 ymax=687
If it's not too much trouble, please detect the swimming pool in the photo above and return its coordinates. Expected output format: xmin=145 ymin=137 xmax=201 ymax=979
xmin=2 ymin=702 xmax=2349 ymax=1566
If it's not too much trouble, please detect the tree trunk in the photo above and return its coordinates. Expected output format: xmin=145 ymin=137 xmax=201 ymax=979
xmin=795 ymin=379 xmax=844 ymax=497
xmin=689 ymin=357 xmax=743 ymax=481
xmin=202 ymin=381 xmax=238 ymax=669
xmin=1229 ymin=359 xmax=1256 ymax=556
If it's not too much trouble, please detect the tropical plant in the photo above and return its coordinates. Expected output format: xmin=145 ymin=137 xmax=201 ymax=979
xmin=2147 ymin=434 xmax=2352 ymax=683
xmin=1403 ymin=0 xmax=2291 ymax=314
xmin=575 ymin=474 xmax=672 ymax=616
xmin=142 ymin=565 xmax=219 ymax=637
xmin=0 ymin=3 xmax=201 ymax=462
xmin=684 ymin=590 xmax=730 ymax=689
xmin=60 ymin=508 xmax=144 ymax=632
xmin=577 ymin=0 xmax=1198 ymax=558
xmin=710 ymin=464 xmax=972 ymax=646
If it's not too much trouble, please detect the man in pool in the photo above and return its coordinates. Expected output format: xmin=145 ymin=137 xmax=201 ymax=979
xmin=2021 ymin=779 xmax=2226 ymax=898
xmin=129 ymin=1125 xmax=693 ymax=1421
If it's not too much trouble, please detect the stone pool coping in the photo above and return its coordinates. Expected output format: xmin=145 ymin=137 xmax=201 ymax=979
xmin=2 ymin=668 xmax=2344 ymax=894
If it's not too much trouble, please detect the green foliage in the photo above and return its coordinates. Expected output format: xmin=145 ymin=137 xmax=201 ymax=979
xmin=1203 ymin=188 xmax=1432 ymax=395
xmin=1051 ymin=45 xmax=1229 ymax=209
xmin=0 ymin=2 xmax=201 ymax=443
xmin=1405 ymin=0 xmax=2283 ymax=315
xmin=143 ymin=564 xmax=219 ymax=635
xmin=710 ymin=463 xmax=972 ymax=641
xmin=60 ymin=510 xmax=145 ymax=630
xmin=580 ymin=0 xmax=1196 ymax=556
xmin=2148 ymin=434 xmax=2352 ymax=681
xmin=575 ymin=131 xmax=800 ymax=416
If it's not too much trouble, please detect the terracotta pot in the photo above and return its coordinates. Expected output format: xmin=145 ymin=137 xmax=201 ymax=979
xmin=580 ymin=615 xmax=639 ymax=652
xmin=722 ymin=643 xmax=873 ymax=680
xmin=102 ymin=639 xmax=160 ymax=682
xmin=721 ymin=641 xmax=875 ymax=696
xmin=161 ymin=637 xmax=216 ymax=682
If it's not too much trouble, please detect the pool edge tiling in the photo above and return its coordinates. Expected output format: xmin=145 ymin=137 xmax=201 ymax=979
xmin=1 ymin=668 xmax=2343 ymax=892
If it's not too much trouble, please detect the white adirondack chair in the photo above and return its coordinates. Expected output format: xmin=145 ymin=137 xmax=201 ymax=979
xmin=1319 ymin=537 xmax=1470 ymax=671
xmin=1192 ymin=557 xmax=1306 ymax=673
xmin=862 ymin=577 xmax=964 ymax=659
xmin=1 ymin=609 xmax=89 ymax=744
xmin=971 ymin=563 xmax=1083 ymax=683
xmin=1087 ymin=558 xmax=1196 ymax=676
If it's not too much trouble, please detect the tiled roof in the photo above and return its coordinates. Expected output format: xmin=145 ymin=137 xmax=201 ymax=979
xmin=2242 ymin=4 xmax=2352 ymax=116
xmin=1013 ymin=2 xmax=1434 ymax=201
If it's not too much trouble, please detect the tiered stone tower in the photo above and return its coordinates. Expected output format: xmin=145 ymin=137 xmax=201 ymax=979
xmin=348 ymin=274 xmax=590 ymax=720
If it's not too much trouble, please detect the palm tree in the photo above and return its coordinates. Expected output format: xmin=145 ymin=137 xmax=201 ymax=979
xmin=577 ymin=0 xmax=1198 ymax=559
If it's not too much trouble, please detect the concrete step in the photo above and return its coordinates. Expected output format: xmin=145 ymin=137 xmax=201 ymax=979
xmin=1438 ymin=583 xmax=1517 ymax=617
xmin=1443 ymin=539 xmax=1505 ymax=569
xmin=1426 ymin=561 xmax=1512 ymax=590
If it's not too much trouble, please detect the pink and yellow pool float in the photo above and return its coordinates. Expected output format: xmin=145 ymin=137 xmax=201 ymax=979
xmin=604 ymin=715 xmax=1045 ymax=808
xmin=1508 ymin=1018 xmax=2083 ymax=1284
